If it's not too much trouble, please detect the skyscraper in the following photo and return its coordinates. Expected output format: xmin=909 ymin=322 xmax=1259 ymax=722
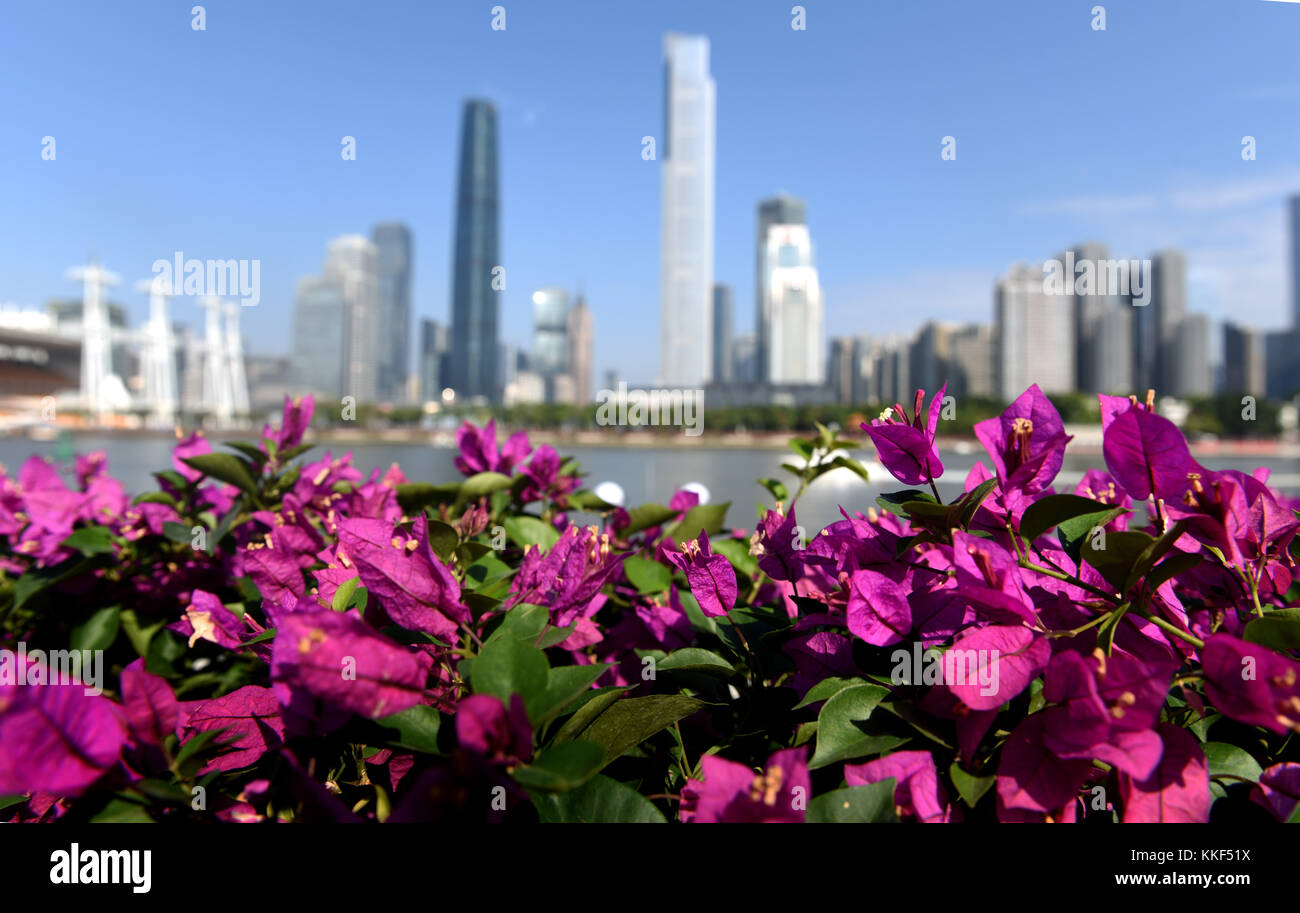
xmin=755 ymin=195 xmax=806 ymax=383
xmin=711 ymin=284 xmax=732 ymax=383
xmin=372 ymin=222 xmax=413 ymax=402
xmin=995 ymin=263 xmax=1075 ymax=400
xmin=419 ymin=318 xmax=449 ymax=402
xmin=1223 ymin=322 xmax=1266 ymax=394
xmin=324 ymin=235 xmax=380 ymax=403
xmin=1067 ymin=241 xmax=1112 ymax=394
xmin=1151 ymin=250 xmax=1187 ymax=394
xmin=450 ymin=99 xmax=501 ymax=402
xmin=761 ymin=223 xmax=824 ymax=384
xmin=660 ymin=33 xmax=715 ymax=387
xmin=1171 ymin=313 xmax=1211 ymax=397
xmin=567 ymin=294 xmax=594 ymax=405
xmin=532 ymin=287 xmax=569 ymax=403
xmin=291 ymin=276 xmax=348 ymax=397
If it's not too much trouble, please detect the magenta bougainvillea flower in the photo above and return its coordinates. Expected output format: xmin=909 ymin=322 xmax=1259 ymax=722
xmin=454 ymin=419 xmax=531 ymax=476
xmin=1116 ymin=725 xmax=1211 ymax=823
xmin=518 ymin=445 xmax=579 ymax=505
xmin=119 ymin=658 xmax=180 ymax=748
xmin=845 ymin=750 xmax=952 ymax=822
xmin=180 ymin=685 xmax=285 ymax=774
xmin=680 ymin=748 xmax=810 ymax=823
xmin=974 ymin=383 xmax=1072 ymax=499
xmin=1251 ymin=762 xmax=1300 ymax=821
xmin=456 ymin=694 xmax=532 ymax=765
xmin=509 ymin=524 xmax=624 ymax=626
xmin=846 ymin=567 xmax=911 ymax=646
xmin=861 ymin=384 xmax=946 ymax=487
xmin=263 ymin=394 xmax=314 ymax=452
xmin=666 ymin=529 xmax=737 ymax=618
xmin=1201 ymin=634 xmax=1300 ymax=735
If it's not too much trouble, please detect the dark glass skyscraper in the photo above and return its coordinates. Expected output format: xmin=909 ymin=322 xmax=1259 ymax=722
xmin=372 ymin=222 xmax=413 ymax=402
xmin=449 ymin=99 xmax=500 ymax=402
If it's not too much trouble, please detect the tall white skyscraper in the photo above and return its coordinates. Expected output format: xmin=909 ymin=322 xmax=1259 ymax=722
xmin=761 ymin=224 xmax=824 ymax=384
xmin=324 ymin=235 xmax=380 ymax=403
xmin=995 ymin=263 xmax=1075 ymax=400
xmin=659 ymin=33 xmax=715 ymax=387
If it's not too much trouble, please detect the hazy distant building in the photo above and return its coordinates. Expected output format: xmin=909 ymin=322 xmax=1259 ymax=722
xmin=731 ymin=333 xmax=758 ymax=384
xmin=755 ymin=195 xmax=806 ymax=383
xmin=828 ymin=337 xmax=855 ymax=404
xmin=1151 ymin=250 xmax=1187 ymax=394
xmin=909 ymin=322 xmax=953 ymax=397
xmin=1223 ymin=322 xmax=1266 ymax=395
xmin=323 ymin=235 xmax=380 ymax=403
xmin=419 ymin=318 xmax=449 ymax=402
xmin=995 ymin=263 xmax=1074 ymax=400
xmin=450 ymin=99 xmax=501 ymax=402
xmin=950 ymin=323 xmax=995 ymax=399
xmin=1066 ymin=242 xmax=1113 ymax=394
xmin=1130 ymin=258 xmax=1159 ymax=393
xmin=1266 ymin=330 xmax=1300 ymax=400
xmin=566 ymin=294 xmax=593 ymax=405
xmin=372 ymin=222 xmax=412 ymax=402
xmin=1170 ymin=313 xmax=1211 ymax=397
xmin=291 ymin=276 xmax=348 ymax=398
xmin=760 ymin=223 xmax=824 ymax=384
xmin=711 ymin=284 xmax=732 ymax=383
xmin=532 ymin=287 xmax=569 ymax=402
xmin=851 ymin=336 xmax=883 ymax=404
xmin=1095 ymin=306 xmax=1134 ymax=395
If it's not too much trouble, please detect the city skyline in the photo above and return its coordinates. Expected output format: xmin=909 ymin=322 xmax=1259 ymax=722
xmin=5 ymin=1 xmax=1300 ymax=387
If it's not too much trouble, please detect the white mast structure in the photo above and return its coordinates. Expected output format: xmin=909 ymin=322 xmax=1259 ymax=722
xmin=67 ymin=261 xmax=120 ymax=423
xmin=223 ymin=300 xmax=250 ymax=417
xmin=199 ymin=296 xmax=233 ymax=425
xmin=136 ymin=276 xmax=178 ymax=428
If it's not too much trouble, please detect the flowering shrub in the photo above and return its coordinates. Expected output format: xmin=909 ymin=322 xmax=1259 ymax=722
xmin=1 ymin=386 xmax=1298 ymax=823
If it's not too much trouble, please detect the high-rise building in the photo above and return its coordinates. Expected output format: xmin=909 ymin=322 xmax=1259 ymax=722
xmin=995 ymin=264 xmax=1075 ymax=400
xmin=1222 ymin=322 xmax=1266 ymax=394
xmin=950 ymin=323 xmax=995 ymax=399
xmin=828 ymin=337 xmax=855 ymax=404
xmin=450 ymin=99 xmax=501 ymax=402
xmin=660 ymin=33 xmax=715 ymax=387
xmin=567 ymin=294 xmax=594 ymax=405
xmin=1066 ymin=242 xmax=1112 ymax=394
xmin=711 ymin=284 xmax=732 ymax=383
xmin=1151 ymin=250 xmax=1187 ymax=394
xmin=419 ymin=318 xmax=449 ymax=402
xmin=532 ymin=287 xmax=570 ymax=403
xmin=323 ymin=235 xmax=380 ymax=404
xmin=1095 ymin=305 xmax=1134 ymax=395
xmin=372 ymin=222 xmax=413 ymax=402
xmin=291 ymin=276 xmax=348 ymax=398
xmin=755 ymin=195 xmax=806 ymax=382
xmin=731 ymin=333 xmax=757 ymax=384
xmin=1170 ymin=313 xmax=1211 ymax=397
xmin=851 ymin=336 xmax=883 ymax=405
xmin=761 ymin=223 xmax=824 ymax=384
xmin=1290 ymin=195 xmax=1300 ymax=329
xmin=1266 ymin=329 xmax=1300 ymax=400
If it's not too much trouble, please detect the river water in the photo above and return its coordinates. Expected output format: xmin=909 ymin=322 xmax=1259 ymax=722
xmin=2 ymin=435 xmax=1297 ymax=536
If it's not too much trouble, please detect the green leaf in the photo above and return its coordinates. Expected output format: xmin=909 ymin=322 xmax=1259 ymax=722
xmin=1057 ymin=508 xmax=1128 ymax=563
xmin=374 ymin=705 xmax=443 ymax=754
xmin=60 ymin=525 xmax=116 ymax=557
xmin=459 ymin=471 xmax=514 ymax=501
xmin=1080 ymin=530 xmax=1154 ymax=591
xmin=161 ymin=521 xmax=195 ymax=546
xmin=486 ymin=603 xmax=550 ymax=646
xmin=875 ymin=490 xmax=934 ymax=519
xmin=470 ymin=635 xmax=549 ymax=705
xmin=531 ymin=773 xmax=667 ymax=822
xmin=622 ymin=503 xmax=679 ymax=535
xmin=567 ymin=489 xmax=617 ymax=511
xmin=180 ymin=452 xmax=259 ymax=495
xmin=1123 ymin=520 xmax=1189 ymax=593
xmin=530 ymin=664 xmax=611 ymax=723
xmin=424 ymin=519 xmax=461 ymax=562
xmin=395 ymin=481 xmax=460 ymax=512
xmin=560 ymin=694 xmax=708 ymax=767
xmin=131 ymin=491 xmax=177 ymax=507
xmin=504 ymin=515 xmax=560 ymax=551
xmin=511 ymin=741 xmax=606 ymax=792
xmin=709 ymin=537 xmax=758 ymax=579
xmin=119 ymin=608 xmax=165 ymax=657
xmin=793 ymin=676 xmax=867 ymax=710
xmin=223 ymin=440 xmax=270 ymax=467
xmin=809 ymin=683 xmax=899 ymax=769
xmin=1021 ymin=494 xmax=1122 ymax=544
xmin=656 ymin=648 xmax=735 ymax=678
xmin=624 ymin=556 xmax=671 ymax=594
xmin=949 ymin=762 xmax=996 ymax=807
xmin=806 ymin=782 xmax=898 ymax=823
xmin=670 ymin=502 xmax=730 ymax=543
xmin=331 ymin=575 xmax=360 ymax=612
xmin=1202 ymin=742 xmax=1263 ymax=785
xmin=90 ymin=796 xmax=154 ymax=823
xmin=1244 ymin=608 xmax=1300 ymax=651
xmin=552 ymin=686 xmax=633 ymax=744
xmin=70 ymin=604 xmax=121 ymax=652
xmin=757 ymin=477 xmax=789 ymax=501
xmin=13 ymin=556 xmax=96 ymax=610
xmin=825 ymin=454 xmax=871 ymax=485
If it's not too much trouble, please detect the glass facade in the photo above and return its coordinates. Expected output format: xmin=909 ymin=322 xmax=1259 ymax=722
xmin=450 ymin=99 xmax=500 ymax=402
xmin=372 ymin=222 xmax=412 ymax=402
xmin=291 ymin=277 xmax=347 ymax=396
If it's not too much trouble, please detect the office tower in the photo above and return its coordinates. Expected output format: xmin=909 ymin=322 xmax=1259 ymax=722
xmin=761 ymin=223 xmax=824 ymax=384
xmin=731 ymin=333 xmax=757 ymax=384
xmin=1066 ymin=242 xmax=1111 ymax=393
xmin=712 ymin=284 xmax=733 ymax=383
xmin=567 ymin=294 xmax=594 ymax=405
xmin=995 ymin=263 xmax=1075 ymax=400
xmin=828 ymin=337 xmax=854 ymax=404
xmin=1291 ymin=196 xmax=1300 ymax=329
xmin=1129 ymin=258 xmax=1158 ymax=392
xmin=755 ymin=195 xmax=807 ymax=382
xmin=877 ymin=342 xmax=912 ymax=408
xmin=419 ymin=318 xmax=449 ymax=402
xmin=321 ymin=235 xmax=380 ymax=403
xmin=851 ymin=336 xmax=883 ymax=404
xmin=1170 ymin=314 xmax=1211 ymax=397
xmin=532 ymin=287 xmax=569 ymax=403
xmin=660 ymin=33 xmax=715 ymax=387
xmin=497 ymin=341 xmax=518 ymax=398
xmin=291 ymin=276 xmax=348 ymax=397
xmin=450 ymin=99 xmax=501 ymax=402
xmin=1151 ymin=250 xmax=1187 ymax=393
xmin=1095 ymin=306 xmax=1134 ymax=395
xmin=950 ymin=323 xmax=996 ymax=399
xmin=1223 ymin=322 xmax=1266 ymax=394
xmin=372 ymin=222 xmax=413 ymax=402
xmin=1266 ymin=330 xmax=1300 ymax=399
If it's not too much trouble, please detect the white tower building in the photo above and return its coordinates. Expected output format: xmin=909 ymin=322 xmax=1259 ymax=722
xmin=223 ymin=299 xmax=250 ymax=417
xmin=761 ymin=224 xmax=825 ymax=384
xmin=199 ymin=296 xmax=233 ymax=424
xmin=136 ymin=276 xmax=178 ymax=428
xmin=67 ymin=261 xmax=120 ymax=421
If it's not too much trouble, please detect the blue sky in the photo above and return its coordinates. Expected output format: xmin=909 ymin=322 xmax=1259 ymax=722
xmin=2 ymin=0 xmax=1299 ymax=383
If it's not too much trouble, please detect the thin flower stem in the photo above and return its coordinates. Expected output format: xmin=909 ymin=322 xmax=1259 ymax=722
xmin=1139 ymin=612 xmax=1205 ymax=649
